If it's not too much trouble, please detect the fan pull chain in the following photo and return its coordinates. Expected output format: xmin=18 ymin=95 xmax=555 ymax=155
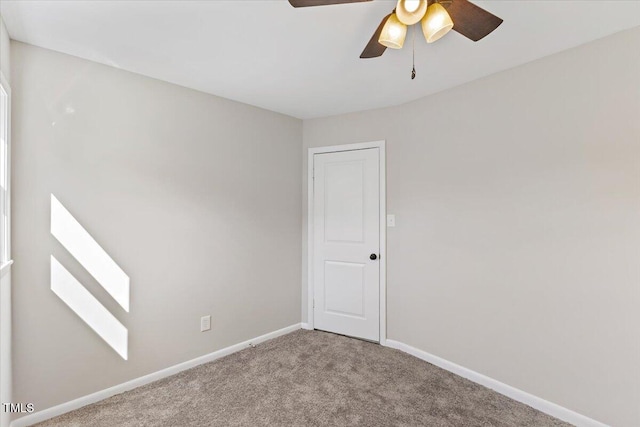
xmin=411 ymin=25 xmax=416 ymax=80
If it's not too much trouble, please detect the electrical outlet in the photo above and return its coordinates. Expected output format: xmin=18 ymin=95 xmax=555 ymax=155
xmin=200 ymin=315 xmax=211 ymax=332
xmin=387 ymin=214 xmax=396 ymax=227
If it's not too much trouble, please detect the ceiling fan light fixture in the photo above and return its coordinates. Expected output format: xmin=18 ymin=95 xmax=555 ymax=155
xmin=395 ymin=0 xmax=428 ymax=25
xmin=378 ymin=13 xmax=407 ymax=49
xmin=422 ymin=2 xmax=454 ymax=43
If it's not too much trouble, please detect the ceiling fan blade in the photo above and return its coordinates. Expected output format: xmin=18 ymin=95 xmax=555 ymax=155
xmin=360 ymin=13 xmax=392 ymax=59
xmin=289 ymin=0 xmax=371 ymax=7
xmin=445 ymin=0 xmax=503 ymax=42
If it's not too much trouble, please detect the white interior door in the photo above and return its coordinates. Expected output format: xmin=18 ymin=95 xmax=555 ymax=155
xmin=313 ymin=148 xmax=380 ymax=342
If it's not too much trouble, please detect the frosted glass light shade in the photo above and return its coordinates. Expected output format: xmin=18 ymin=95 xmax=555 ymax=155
xmin=379 ymin=13 xmax=407 ymax=49
xmin=422 ymin=3 xmax=454 ymax=43
xmin=396 ymin=0 xmax=428 ymax=25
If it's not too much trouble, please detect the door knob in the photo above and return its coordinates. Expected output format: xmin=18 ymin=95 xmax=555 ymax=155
xmin=370 ymin=253 xmax=378 ymax=260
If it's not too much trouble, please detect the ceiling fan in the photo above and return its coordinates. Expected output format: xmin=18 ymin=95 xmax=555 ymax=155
xmin=288 ymin=0 xmax=503 ymax=59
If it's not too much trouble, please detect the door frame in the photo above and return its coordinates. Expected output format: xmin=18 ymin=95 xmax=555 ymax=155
xmin=307 ymin=140 xmax=386 ymax=345
xmin=0 ymin=70 xmax=12 ymax=427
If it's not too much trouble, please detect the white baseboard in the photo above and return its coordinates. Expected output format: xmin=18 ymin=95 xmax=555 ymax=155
xmin=384 ymin=339 xmax=608 ymax=427
xmin=301 ymin=322 xmax=312 ymax=330
xmin=11 ymin=323 xmax=302 ymax=427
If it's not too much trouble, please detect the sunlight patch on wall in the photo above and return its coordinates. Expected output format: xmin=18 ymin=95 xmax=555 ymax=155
xmin=51 ymin=256 xmax=128 ymax=360
xmin=51 ymin=194 xmax=130 ymax=312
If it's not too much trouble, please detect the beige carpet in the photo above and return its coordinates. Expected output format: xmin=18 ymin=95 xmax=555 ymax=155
xmin=36 ymin=329 xmax=571 ymax=426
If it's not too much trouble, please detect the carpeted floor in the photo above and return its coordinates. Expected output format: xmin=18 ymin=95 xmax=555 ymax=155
xmin=36 ymin=329 xmax=571 ymax=426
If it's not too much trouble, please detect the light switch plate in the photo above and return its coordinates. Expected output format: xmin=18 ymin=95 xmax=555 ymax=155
xmin=387 ymin=214 xmax=396 ymax=227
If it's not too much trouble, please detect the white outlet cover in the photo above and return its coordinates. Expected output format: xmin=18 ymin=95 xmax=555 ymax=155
xmin=200 ymin=315 xmax=211 ymax=332
xmin=387 ymin=215 xmax=396 ymax=227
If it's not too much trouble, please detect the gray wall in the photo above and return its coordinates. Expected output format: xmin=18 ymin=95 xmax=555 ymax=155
xmin=11 ymin=41 xmax=302 ymax=416
xmin=0 ymin=16 xmax=9 ymax=83
xmin=302 ymin=27 xmax=640 ymax=427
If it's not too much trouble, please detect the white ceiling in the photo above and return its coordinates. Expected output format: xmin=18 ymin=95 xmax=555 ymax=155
xmin=2 ymin=0 xmax=639 ymax=119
